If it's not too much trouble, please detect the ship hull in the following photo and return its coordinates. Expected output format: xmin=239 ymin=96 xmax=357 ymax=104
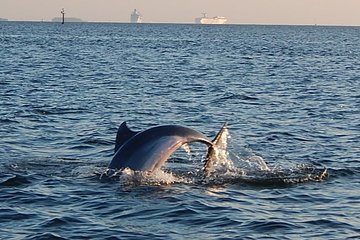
xmin=130 ymin=16 xmax=142 ymax=23
xmin=195 ymin=17 xmax=227 ymax=24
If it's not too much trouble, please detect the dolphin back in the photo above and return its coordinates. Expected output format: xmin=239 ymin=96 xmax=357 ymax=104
xmin=109 ymin=125 xmax=212 ymax=171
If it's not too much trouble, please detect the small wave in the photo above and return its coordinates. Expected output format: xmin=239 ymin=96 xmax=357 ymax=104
xmin=0 ymin=117 xmax=20 ymax=124
xmin=244 ymin=220 xmax=296 ymax=232
xmin=0 ymin=174 xmax=31 ymax=187
xmin=40 ymin=216 xmax=88 ymax=228
xmin=219 ymin=93 xmax=259 ymax=101
xmin=302 ymin=218 xmax=354 ymax=229
xmin=32 ymin=106 xmax=88 ymax=116
xmin=212 ymin=93 xmax=260 ymax=105
xmin=68 ymin=137 xmax=112 ymax=148
xmin=0 ymin=208 xmax=36 ymax=222
xmin=26 ymin=232 xmax=67 ymax=240
xmin=265 ymin=131 xmax=297 ymax=141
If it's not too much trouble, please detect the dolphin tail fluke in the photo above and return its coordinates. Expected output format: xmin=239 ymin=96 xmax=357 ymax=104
xmin=203 ymin=122 xmax=229 ymax=177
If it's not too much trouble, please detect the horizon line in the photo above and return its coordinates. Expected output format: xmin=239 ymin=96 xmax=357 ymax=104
xmin=1 ymin=19 xmax=360 ymax=27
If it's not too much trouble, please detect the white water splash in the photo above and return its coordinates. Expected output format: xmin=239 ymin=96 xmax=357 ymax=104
xmin=102 ymin=167 xmax=191 ymax=186
xmin=204 ymin=126 xmax=238 ymax=177
xmin=181 ymin=143 xmax=192 ymax=159
xmin=234 ymin=154 xmax=270 ymax=172
xmin=71 ymin=166 xmax=101 ymax=177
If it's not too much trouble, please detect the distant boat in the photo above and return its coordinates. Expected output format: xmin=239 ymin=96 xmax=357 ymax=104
xmin=195 ymin=13 xmax=227 ymax=24
xmin=130 ymin=9 xmax=142 ymax=23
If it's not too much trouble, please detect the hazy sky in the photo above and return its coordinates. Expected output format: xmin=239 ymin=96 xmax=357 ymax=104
xmin=1 ymin=0 xmax=360 ymax=26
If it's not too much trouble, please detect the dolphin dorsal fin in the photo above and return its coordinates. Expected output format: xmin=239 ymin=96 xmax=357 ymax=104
xmin=114 ymin=122 xmax=139 ymax=153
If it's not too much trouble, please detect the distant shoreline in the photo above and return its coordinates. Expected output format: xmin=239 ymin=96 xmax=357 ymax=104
xmin=52 ymin=17 xmax=85 ymax=22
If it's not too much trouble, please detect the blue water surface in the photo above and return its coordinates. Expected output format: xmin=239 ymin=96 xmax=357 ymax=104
xmin=1 ymin=22 xmax=359 ymax=239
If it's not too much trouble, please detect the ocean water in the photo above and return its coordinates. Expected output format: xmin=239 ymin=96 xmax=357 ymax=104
xmin=1 ymin=22 xmax=359 ymax=239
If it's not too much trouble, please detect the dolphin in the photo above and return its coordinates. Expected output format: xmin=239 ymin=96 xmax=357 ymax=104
xmin=108 ymin=121 xmax=228 ymax=174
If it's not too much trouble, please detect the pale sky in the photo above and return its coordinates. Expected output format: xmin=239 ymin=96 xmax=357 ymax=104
xmin=1 ymin=0 xmax=360 ymax=26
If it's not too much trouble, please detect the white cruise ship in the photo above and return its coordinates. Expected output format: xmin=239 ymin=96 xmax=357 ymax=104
xmin=195 ymin=13 xmax=227 ymax=24
xmin=130 ymin=9 xmax=143 ymax=23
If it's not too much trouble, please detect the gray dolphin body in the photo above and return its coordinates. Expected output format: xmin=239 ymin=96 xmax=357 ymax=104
xmin=108 ymin=122 xmax=227 ymax=173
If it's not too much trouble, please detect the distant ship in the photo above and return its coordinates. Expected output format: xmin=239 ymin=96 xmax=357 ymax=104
xmin=130 ymin=9 xmax=142 ymax=23
xmin=195 ymin=13 xmax=227 ymax=24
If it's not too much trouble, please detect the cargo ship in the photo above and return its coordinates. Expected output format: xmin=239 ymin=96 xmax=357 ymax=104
xmin=130 ymin=9 xmax=143 ymax=23
xmin=195 ymin=13 xmax=227 ymax=24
